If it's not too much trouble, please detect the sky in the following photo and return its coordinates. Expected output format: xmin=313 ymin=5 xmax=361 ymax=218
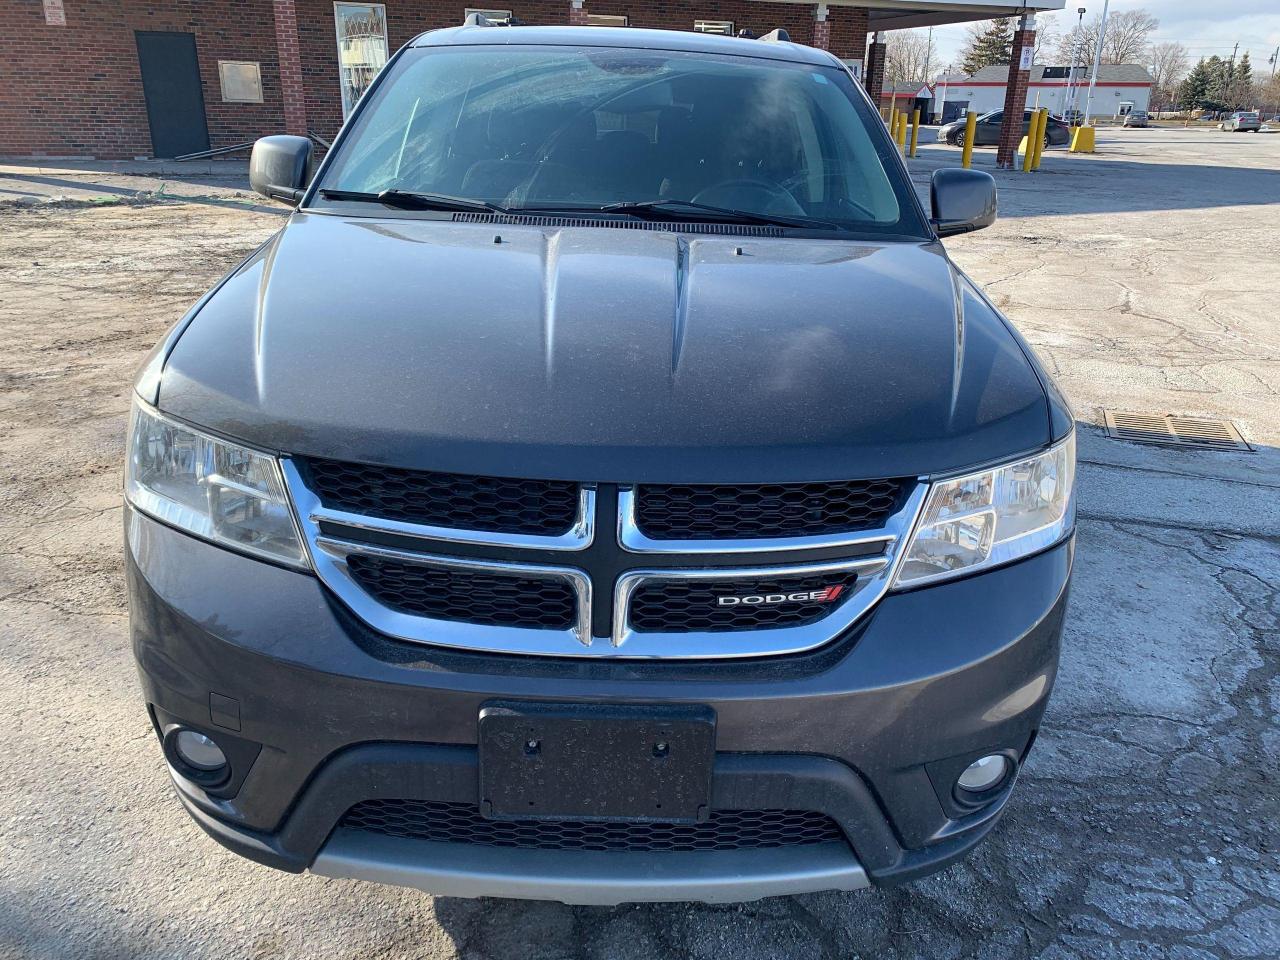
xmin=927 ymin=0 xmax=1280 ymax=73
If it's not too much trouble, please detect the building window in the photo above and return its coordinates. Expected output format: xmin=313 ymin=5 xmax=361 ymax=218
xmin=694 ymin=20 xmax=734 ymax=35
xmin=334 ymin=3 xmax=388 ymax=117
xmin=587 ymin=14 xmax=628 ymax=26
xmin=218 ymin=61 xmax=263 ymax=103
xmin=465 ymin=8 xmax=513 ymax=21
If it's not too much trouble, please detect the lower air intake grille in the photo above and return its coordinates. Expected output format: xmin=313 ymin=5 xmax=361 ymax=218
xmin=301 ymin=457 xmax=580 ymax=535
xmin=340 ymin=800 xmax=844 ymax=852
xmin=629 ymin=572 xmax=856 ymax=633
xmin=635 ymin=478 xmax=908 ymax=540
xmin=345 ymin=555 xmax=576 ymax=629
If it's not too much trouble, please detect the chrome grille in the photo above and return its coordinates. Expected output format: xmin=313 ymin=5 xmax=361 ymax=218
xmin=634 ymin=478 xmax=908 ymax=540
xmin=346 ymin=554 xmax=577 ymax=630
xmin=300 ymin=457 xmax=581 ymax=536
xmin=284 ymin=459 xmax=926 ymax=660
xmin=340 ymin=799 xmax=844 ymax=851
xmin=628 ymin=572 xmax=858 ymax=633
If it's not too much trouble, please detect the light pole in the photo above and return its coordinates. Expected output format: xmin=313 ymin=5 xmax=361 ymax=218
xmin=1066 ymin=7 xmax=1086 ymax=120
xmin=937 ymin=63 xmax=951 ymax=124
xmin=1083 ymin=0 xmax=1110 ymax=124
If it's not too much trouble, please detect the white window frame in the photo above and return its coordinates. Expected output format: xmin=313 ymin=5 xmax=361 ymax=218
xmin=586 ymin=13 xmax=628 ymax=26
xmin=694 ymin=20 xmax=734 ymax=35
xmin=465 ymin=7 xmax=513 ymax=21
xmin=333 ymin=2 xmax=389 ymax=118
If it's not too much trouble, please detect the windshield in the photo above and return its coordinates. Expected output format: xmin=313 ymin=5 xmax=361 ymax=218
xmin=315 ymin=44 xmax=927 ymax=237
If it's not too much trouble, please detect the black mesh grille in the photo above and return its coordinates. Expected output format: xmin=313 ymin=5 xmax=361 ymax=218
xmin=345 ymin=555 xmax=576 ymax=629
xmin=302 ymin=458 xmax=580 ymax=536
xmin=629 ymin=572 xmax=856 ymax=633
xmin=634 ymin=478 xmax=908 ymax=540
xmin=340 ymin=799 xmax=844 ymax=852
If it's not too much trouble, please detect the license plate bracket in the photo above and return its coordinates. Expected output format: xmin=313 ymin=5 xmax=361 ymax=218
xmin=478 ymin=702 xmax=715 ymax=823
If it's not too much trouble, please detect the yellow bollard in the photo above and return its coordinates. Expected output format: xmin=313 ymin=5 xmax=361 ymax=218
xmin=889 ymin=107 xmax=898 ymax=133
xmin=895 ymin=113 xmax=908 ymax=153
xmin=961 ymin=111 xmax=977 ymax=169
xmin=1069 ymin=125 xmax=1096 ymax=153
xmin=909 ymin=108 xmax=921 ymax=157
xmin=1020 ymin=134 xmax=1034 ymax=172
xmin=1031 ymin=108 xmax=1049 ymax=170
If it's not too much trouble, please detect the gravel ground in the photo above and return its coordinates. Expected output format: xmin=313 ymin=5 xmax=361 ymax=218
xmin=0 ymin=128 xmax=1277 ymax=959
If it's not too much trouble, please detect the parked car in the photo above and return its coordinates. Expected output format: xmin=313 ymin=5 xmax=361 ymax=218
xmin=126 ymin=22 xmax=1075 ymax=906
xmin=1122 ymin=110 xmax=1149 ymax=128
xmin=1221 ymin=112 xmax=1261 ymax=132
xmin=1061 ymin=108 xmax=1085 ymax=126
xmin=938 ymin=109 xmax=1072 ymax=148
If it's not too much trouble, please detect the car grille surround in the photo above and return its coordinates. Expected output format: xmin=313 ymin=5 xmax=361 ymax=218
xmin=340 ymin=799 xmax=845 ymax=852
xmin=283 ymin=459 xmax=925 ymax=659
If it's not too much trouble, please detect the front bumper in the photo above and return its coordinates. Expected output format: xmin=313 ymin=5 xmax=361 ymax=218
xmin=127 ymin=507 xmax=1071 ymax=902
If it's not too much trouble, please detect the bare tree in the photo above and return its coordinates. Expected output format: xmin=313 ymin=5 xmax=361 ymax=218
xmin=884 ymin=29 xmax=937 ymax=84
xmin=1053 ymin=8 xmax=1159 ymax=66
xmin=1148 ymin=42 xmax=1189 ymax=110
xmin=1104 ymin=9 xmax=1159 ymax=64
xmin=1033 ymin=13 xmax=1059 ymax=64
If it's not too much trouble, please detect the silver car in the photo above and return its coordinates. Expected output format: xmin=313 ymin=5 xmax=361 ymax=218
xmin=1221 ymin=112 xmax=1261 ymax=132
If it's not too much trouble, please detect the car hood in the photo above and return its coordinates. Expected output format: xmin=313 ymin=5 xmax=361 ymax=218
xmin=157 ymin=212 xmax=1051 ymax=482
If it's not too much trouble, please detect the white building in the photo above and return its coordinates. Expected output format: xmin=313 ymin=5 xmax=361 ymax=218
xmin=932 ymin=64 xmax=1155 ymax=122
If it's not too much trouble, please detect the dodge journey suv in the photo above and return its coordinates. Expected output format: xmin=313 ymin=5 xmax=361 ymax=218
xmin=126 ymin=22 xmax=1075 ymax=904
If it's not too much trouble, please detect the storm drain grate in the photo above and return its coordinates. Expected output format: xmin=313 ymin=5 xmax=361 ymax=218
xmin=1103 ymin=411 xmax=1252 ymax=452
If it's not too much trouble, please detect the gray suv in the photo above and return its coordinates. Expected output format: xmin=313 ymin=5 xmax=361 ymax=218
xmin=126 ymin=23 xmax=1075 ymax=905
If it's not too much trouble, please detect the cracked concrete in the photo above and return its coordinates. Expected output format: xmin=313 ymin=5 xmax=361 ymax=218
xmin=0 ymin=127 xmax=1276 ymax=958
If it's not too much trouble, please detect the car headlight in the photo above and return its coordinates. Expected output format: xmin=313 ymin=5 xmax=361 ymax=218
xmin=125 ymin=400 xmax=308 ymax=569
xmin=893 ymin=433 xmax=1075 ymax=589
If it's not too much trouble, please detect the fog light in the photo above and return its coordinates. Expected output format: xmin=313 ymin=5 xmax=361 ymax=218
xmin=174 ymin=729 xmax=227 ymax=772
xmin=957 ymin=754 xmax=1009 ymax=793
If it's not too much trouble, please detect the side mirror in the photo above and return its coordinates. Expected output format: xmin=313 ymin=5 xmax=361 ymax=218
xmin=930 ymin=168 xmax=997 ymax=238
xmin=249 ymin=135 xmax=312 ymax=205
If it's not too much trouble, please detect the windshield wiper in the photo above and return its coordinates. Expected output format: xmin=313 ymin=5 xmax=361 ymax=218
xmin=598 ymin=198 xmax=838 ymax=231
xmin=319 ymin=189 xmax=509 ymax=214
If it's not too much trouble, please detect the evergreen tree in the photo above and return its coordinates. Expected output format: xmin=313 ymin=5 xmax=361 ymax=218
xmin=1232 ymin=52 xmax=1254 ymax=108
xmin=960 ymin=18 xmax=1014 ymax=74
xmin=1206 ymin=55 xmax=1233 ymax=111
xmin=1177 ymin=58 xmax=1211 ymax=110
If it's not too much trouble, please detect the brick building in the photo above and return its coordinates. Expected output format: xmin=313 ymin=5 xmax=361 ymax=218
xmin=1 ymin=0 xmax=1064 ymax=161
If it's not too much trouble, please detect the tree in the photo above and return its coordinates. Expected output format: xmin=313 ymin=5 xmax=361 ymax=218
xmin=1032 ymin=13 xmax=1058 ymax=65
xmin=1228 ymin=51 xmax=1255 ymax=109
xmin=1102 ymin=9 xmax=1159 ymax=65
xmin=960 ymin=18 xmax=1013 ymax=74
xmin=1053 ymin=8 xmax=1159 ymax=67
xmin=1149 ymin=42 xmax=1189 ymax=111
xmin=884 ymin=29 xmax=937 ymax=84
xmin=1177 ymin=58 xmax=1211 ymax=112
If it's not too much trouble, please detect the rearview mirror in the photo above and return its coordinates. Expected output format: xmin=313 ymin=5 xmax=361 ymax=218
xmin=249 ymin=135 xmax=312 ymax=205
xmin=930 ymin=168 xmax=997 ymax=238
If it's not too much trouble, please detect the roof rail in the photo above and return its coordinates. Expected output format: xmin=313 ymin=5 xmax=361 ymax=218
xmin=760 ymin=28 xmax=791 ymax=43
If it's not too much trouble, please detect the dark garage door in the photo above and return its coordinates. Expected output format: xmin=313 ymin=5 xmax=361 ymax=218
xmin=135 ymin=31 xmax=210 ymax=158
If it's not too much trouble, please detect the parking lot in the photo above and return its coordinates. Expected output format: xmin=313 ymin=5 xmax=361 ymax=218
xmin=0 ymin=126 xmax=1276 ymax=959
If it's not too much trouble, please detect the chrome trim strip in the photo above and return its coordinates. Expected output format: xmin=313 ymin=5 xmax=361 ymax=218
xmin=312 ymin=832 xmax=869 ymax=905
xmin=312 ymin=536 xmax=594 ymax=652
xmin=617 ymin=485 xmax=913 ymax=554
xmin=610 ymin=484 xmax=928 ymax=659
xmin=282 ymin=460 xmax=595 ymax=552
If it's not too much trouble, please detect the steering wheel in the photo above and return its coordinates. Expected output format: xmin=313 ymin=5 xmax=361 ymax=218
xmin=778 ymin=169 xmax=878 ymax=221
xmin=690 ymin=178 xmax=806 ymax=216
